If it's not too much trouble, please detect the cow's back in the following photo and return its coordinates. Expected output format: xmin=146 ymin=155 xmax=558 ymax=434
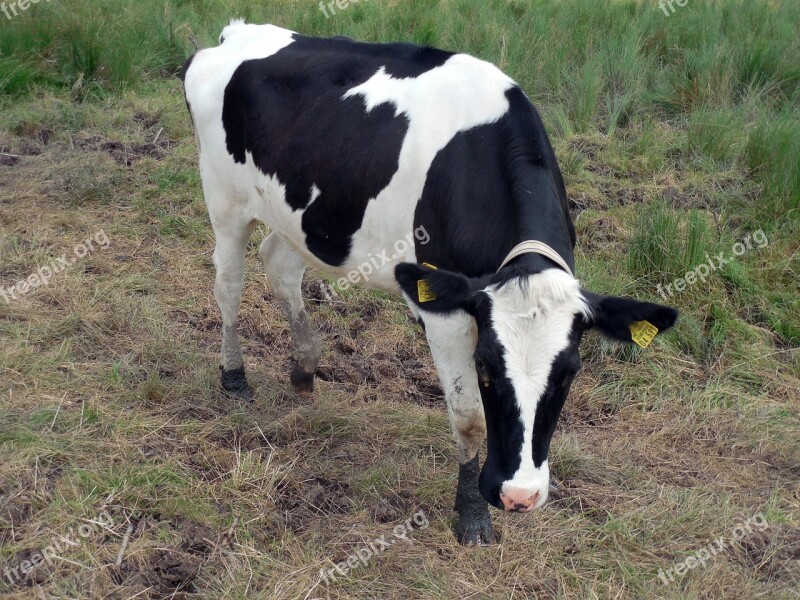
xmin=184 ymin=23 xmax=521 ymax=289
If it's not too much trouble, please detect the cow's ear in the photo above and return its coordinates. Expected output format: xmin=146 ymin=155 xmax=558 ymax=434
xmin=395 ymin=263 xmax=474 ymax=314
xmin=581 ymin=291 xmax=679 ymax=343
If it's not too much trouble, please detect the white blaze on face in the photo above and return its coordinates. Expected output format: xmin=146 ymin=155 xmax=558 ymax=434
xmin=486 ymin=269 xmax=591 ymax=509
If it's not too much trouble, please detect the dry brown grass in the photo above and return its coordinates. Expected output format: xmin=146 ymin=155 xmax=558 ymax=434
xmin=1 ymin=86 xmax=798 ymax=600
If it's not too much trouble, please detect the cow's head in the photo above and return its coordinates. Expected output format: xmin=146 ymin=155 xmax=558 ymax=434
xmin=396 ymin=263 xmax=678 ymax=512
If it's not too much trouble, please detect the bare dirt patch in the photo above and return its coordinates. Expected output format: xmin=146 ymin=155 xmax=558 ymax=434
xmin=147 ymin=549 xmax=201 ymax=594
xmin=0 ymin=498 xmax=32 ymax=546
xmin=731 ymin=524 xmax=800 ymax=585
xmin=276 ymin=475 xmax=355 ymax=533
xmin=70 ymin=131 xmax=172 ymax=166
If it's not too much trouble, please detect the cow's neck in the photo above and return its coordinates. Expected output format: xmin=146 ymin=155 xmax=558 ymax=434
xmin=502 ymin=199 xmax=576 ymax=279
xmin=413 ymin=197 xmax=575 ymax=281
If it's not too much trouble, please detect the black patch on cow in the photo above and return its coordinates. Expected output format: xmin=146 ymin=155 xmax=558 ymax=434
xmin=414 ymin=86 xmax=575 ymax=279
xmin=531 ymin=315 xmax=584 ymax=468
xmin=220 ymin=34 xmax=453 ymax=266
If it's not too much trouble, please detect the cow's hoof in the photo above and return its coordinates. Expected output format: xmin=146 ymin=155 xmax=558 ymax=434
xmin=220 ymin=366 xmax=253 ymax=401
xmin=456 ymin=513 xmax=495 ymax=545
xmin=290 ymin=364 xmax=315 ymax=397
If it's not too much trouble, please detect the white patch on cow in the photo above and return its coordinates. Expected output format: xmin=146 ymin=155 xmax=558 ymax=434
xmin=184 ymin=23 xmax=296 ymax=173
xmin=486 ymin=269 xmax=591 ymax=508
xmin=343 ymin=58 xmax=516 ymax=290
xmin=184 ymin=24 xmax=304 ymax=256
xmin=309 ymin=184 xmax=322 ymax=204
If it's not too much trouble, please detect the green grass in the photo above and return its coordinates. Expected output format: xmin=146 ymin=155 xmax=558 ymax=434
xmin=1 ymin=0 xmax=798 ymax=223
xmin=1 ymin=1 xmax=799 ymax=598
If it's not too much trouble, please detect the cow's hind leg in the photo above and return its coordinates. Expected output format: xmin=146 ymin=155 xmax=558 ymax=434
xmin=422 ymin=311 xmax=495 ymax=545
xmin=212 ymin=218 xmax=256 ymax=400
xmin=259 ymin=232 xmax=320 ymax=395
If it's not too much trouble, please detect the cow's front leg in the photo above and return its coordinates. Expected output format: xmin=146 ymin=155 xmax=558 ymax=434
xmin=421 ymin=310 xmax=495 ymax=545
xmin=259 ymin=232 xmax=320 ymax=395
xmin=455 ymin=451 xmax=494 ymax=544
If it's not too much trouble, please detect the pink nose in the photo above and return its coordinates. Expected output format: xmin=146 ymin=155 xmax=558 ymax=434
xmin=500 ymin=488 xmax=540 ymax=512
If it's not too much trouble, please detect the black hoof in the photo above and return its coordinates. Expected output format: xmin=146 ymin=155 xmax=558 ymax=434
xmin=220 ymin=366 xmax=253 ymax=401
xmin=454 ymin=453 xmax=496 ymax=545
xmin=290 ymin=363 xmax=314 ymax=397
xmin=456 ymin=512 xmax=496 ymax=545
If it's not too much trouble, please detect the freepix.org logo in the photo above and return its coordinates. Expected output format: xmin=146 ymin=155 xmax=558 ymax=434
xmin=656 ymin=229 xmax=768 ymax=300
xmin=657 ymin=512 xmax=769 ymax=586
xmin=0 ymin=230 xmax=111 ymax=305
xmin=2 ymin=510 xmax=115 ymax=584
xmin=1 ymin=0 xmax=55 ymax=21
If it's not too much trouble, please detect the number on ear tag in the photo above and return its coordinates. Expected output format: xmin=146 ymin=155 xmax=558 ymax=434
xmin=629 ymin=320 xmax=659 ymax=349
xmin=417 ymin=279 xmax=436 ymax=303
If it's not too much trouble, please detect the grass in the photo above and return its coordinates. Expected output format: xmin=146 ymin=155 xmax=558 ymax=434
xmin=1 ymin=0 xmax=799 ymax=598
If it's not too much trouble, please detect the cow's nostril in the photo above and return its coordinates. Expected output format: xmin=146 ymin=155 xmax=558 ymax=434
xmin=500 ymin=490 xmax=540 ymax=512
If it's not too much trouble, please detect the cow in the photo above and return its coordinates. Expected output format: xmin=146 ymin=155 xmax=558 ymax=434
xmin=182 ymin=20 xmax=678 ymax=545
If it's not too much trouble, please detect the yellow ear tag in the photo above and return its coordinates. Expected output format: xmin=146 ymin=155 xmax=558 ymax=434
xmin=422 ymin=262 xmax=438 ymax=270
xmin=629 ymin=320 xmax=659 ymax=349
xmin=417 ymin=279 xmax=436 ymax=303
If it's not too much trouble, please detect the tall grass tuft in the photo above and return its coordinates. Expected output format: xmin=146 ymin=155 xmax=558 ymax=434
xmin=745 ymin=110 xmax=800 ymax=221
xmin=627 ymin=201 xmax=713 ymax=283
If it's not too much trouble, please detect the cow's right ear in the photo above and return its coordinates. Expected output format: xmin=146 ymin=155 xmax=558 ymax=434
xmin=395 ymin=263 xmax=474 ymax=314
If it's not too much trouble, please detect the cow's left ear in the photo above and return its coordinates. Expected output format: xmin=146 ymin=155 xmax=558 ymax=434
xmin=395 ymin=263 xmax=478 ymax=314
xmin=581 ymin=291 xmax=679 ymax=343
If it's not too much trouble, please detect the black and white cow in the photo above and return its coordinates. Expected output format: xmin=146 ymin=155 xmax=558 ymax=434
xmin=183 ymin=21 xmax=678 ymax=545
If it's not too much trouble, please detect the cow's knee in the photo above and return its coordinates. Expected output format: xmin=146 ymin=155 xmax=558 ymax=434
xmin=450 ymin=406 xmax=487 ymax=464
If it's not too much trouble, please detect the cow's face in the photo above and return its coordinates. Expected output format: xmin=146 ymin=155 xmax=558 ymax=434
xmin=396 ymin=263 xmax=678 ymax=512
xmin=470 ymin=273 xmax=588 ymax=511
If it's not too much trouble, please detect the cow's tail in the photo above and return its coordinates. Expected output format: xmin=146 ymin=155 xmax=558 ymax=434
xmin=188 ymin=29 xmax=201 ymax=53
xmin=179 ymin=25 xmax=201 ymax=83
xmin=180 ymin=51 xmax=198 ymax=132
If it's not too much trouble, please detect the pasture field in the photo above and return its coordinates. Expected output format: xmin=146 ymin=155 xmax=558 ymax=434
xmin=1 ymin=0 xmax=798 ymax=598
